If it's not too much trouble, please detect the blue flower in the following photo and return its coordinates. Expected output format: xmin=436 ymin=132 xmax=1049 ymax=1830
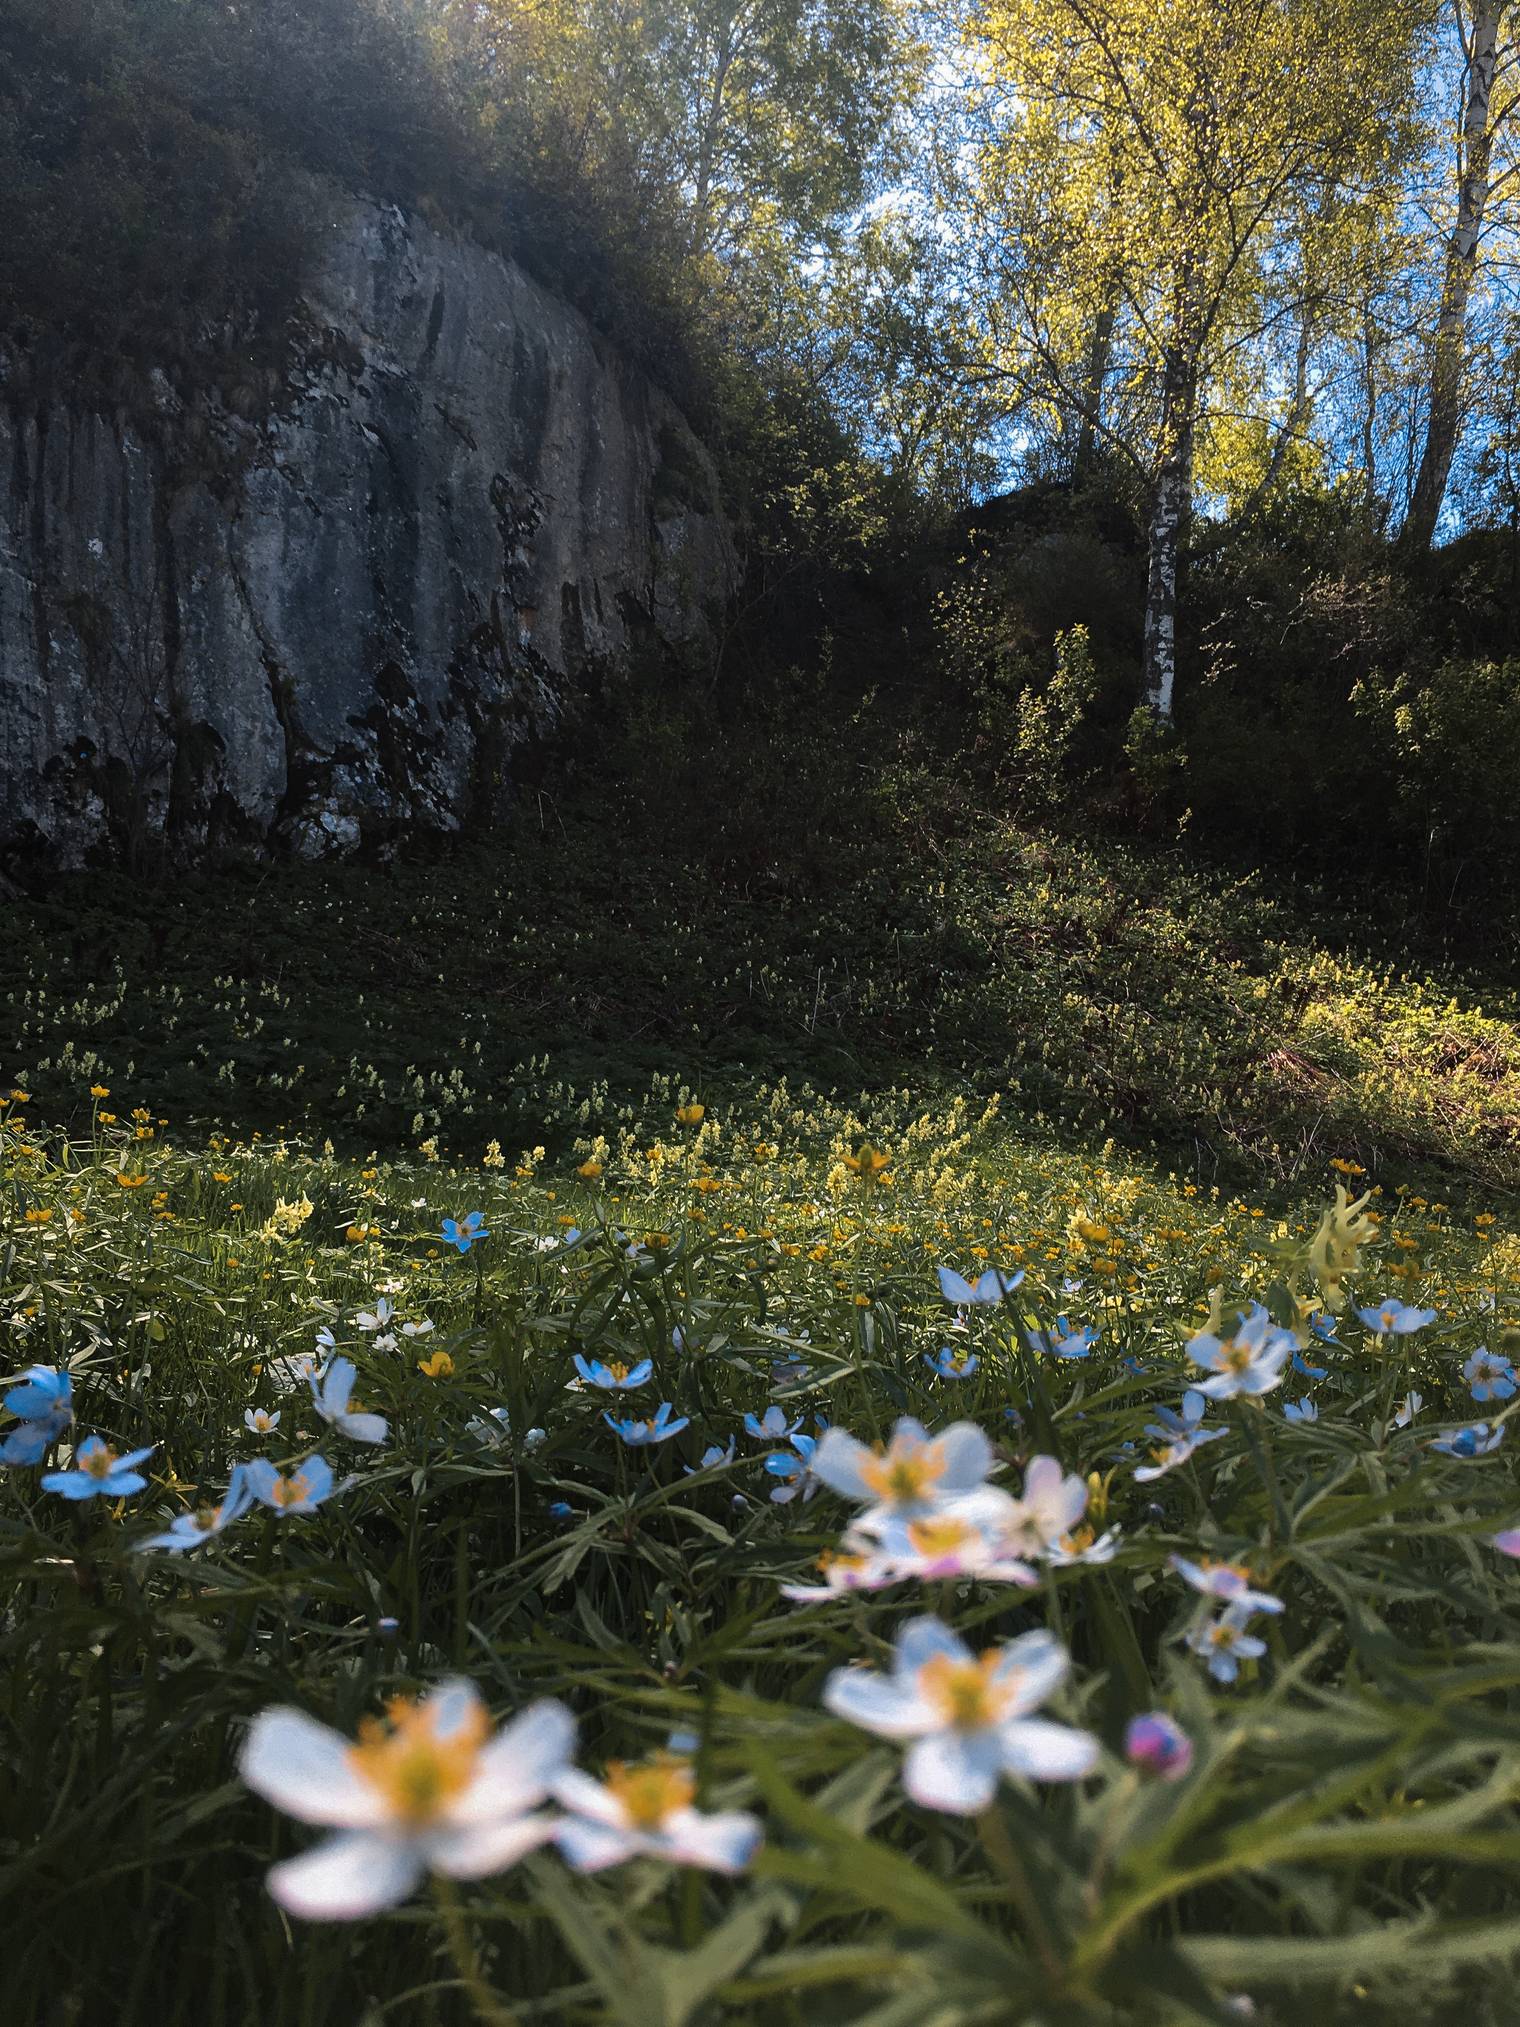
xmin=685 ymin=1439 xmax=736 ymax=1475
xmin=244 ymin=1455 xmax=339 ymax=1513
xmin=136 ymin=1467 xmax=255 ymax=1552
xmin=603 ymin=1403 xmax=690 ymax=1447
xmin=1356 ymin=1299 xmax=1437 ymax=1337
xmin=1185 ymin=1602 xmax=1268 ymax=1683
xmin=1292 ymin=1347 xmax=1329 ymax=1379
xmin=937 ymin=1265 xmax=1023 ymax=1306
xmin=1028 ymin=1316 xmax=1097 ymax=1360
xmin=1282 ymin=1397 xmax=1318 ymax=1424
xmin=765 ymin=1431 xmax=821 ymax=1504
xmin=442 ymin=1211 xmax=489 ymax=1254
xmin=744 ymin=1405 xmax=803 ymax=1441
xmin=1464 ymin=1347 xmax=1517 ymax=1404
xmin=1430 ymin=1422 xmax=1505 ymax=1459
xmin=924 ymin=1347 xmax=980 ymax=1378
xmin=1187 ymin=1303 xmax=1293 ymax=1400
xmin=573 ymin=1353 xmax=654 ymax=1391
xmin=42 ymin=1434 xmax=156 ymax=1502
xmin=309 ymin=1357 xmax=389 ymax=1444
xmin=1145 ymin=1390 xmax=1209 ymax=1441
xmin=1 ymin=1363 xmax=73 ymax=1464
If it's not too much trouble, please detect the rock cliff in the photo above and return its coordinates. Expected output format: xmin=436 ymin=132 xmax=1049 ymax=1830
xmin=0 ymin=196 xmax=735 ymax=866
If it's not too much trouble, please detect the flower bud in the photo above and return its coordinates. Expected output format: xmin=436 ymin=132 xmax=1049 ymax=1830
xmin=1124 ymin=1711 xmax=1193 ymax=1781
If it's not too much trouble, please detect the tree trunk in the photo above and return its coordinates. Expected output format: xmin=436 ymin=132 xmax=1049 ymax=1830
xmin=1142 ymin=354 xmax=1196 ymax=721
xmin=1403 ymin=0 xmax=1507 ymax=550
xmin=1072 ymin=296 xmax=1117 ymax=484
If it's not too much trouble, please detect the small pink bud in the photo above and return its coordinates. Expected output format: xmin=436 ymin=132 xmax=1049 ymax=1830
xmin=1125 ymin=1711 xmax=1194 ymax=1781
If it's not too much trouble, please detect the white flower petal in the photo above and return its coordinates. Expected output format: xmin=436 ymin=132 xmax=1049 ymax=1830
xmin=824 ymin=1665 xmax=934 ymax=1738
xmin=267 ymin=1831 xmax=423 ymax=1920
xmin=903 ymin=1731 xmax=1002 ymax=1815
xmin=550 ymin=1767 xmax=631 ymax=1827
xmin=896 ymin=1616 xmax=972 ymax=1676
xmin=428 ymin=1814 xmax=558 ymax=1878
xmin=933 ymin=1421 xmax=993 ymax=1493
xmin=339 ymin=1412 xmax=389 ymax=1445
xmin=454 ymin=1700 xmax=576 ymax=1824
xmin=660 ymin=1808 xmax=762 ymax=1873
xmin=811 ymin=1429 xmax=874 ymax=1499
xmin=555 ymin=1817 xmax=639 ymax=1871
xmin=992 ymin=1629 xmax=1068 ymax=1715
xmin=240 ymin=1708 xmax=389 ymax=1828
xmin=997 ymin=1718 xmax=1099 ymax=1782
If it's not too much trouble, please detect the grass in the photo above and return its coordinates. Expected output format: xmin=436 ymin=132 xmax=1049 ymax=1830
xmin=6 ymin=743 xmax=1520 ymax=1206
xmin=5 ymin=1075 xmax=1520 ymax=2025
xmin=6 ymin=709 xmax=1520 ymax=2023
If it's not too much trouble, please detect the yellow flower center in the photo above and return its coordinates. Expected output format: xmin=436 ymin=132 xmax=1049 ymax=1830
xmin=1209 ymin=1624 xmax=1240 ymax=1649
xmin=1221 ymin=1338 xmax=1254 ymax=1373
xmin=268 ymin=1470 xmax=311 ymax=1509
xmin=860 ymin=1437 xmax=946 ymax=1506
xmin=1060 ymin=1526 xmax=1095 ymax=1554
xmin=605 ymin=1755 xmax=695 ymax=1831
xmin=918 ymin=1650 xmax=1016 ymax=1730
xmin=347 ymin=1696 xmax=488 ymax=1826
xmin=83 ymin=1445 xmax=118 ymax=1479
xmin=907 ymin=1516 xmax=978 ymax=1559
xmin=607 ymin=1361 xmax=630 ymax=1383
xmin=819 ymin=1550 xmax=868 ymax=1577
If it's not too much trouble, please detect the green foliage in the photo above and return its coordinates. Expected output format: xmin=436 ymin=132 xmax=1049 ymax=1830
xmin=1351 ymin=654 xmax=1520 ymax=867
xmin=6 ymin=679 xmax=1520 ymax=1202
xmin=4 ymin=1087 xmax=1520 ymax=2024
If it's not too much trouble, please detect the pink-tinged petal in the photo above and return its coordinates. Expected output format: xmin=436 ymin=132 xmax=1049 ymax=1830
xmin=428 ymin=1814 xmax=558 ymax=1878
xmin=985 ymin=1557 xmax=1042 ymax=1587
xmin=934 ymin=1421 xmax=994 ymax=1492
xmin=339 ymin=1412 xmax=389 ymax=1446
xmin=240 ymin=1708 xmax=389 ymax=1828
xmin=267 ymin=1831 xmax=423 ymax=1919
xmin=991 ymin=1630 xmax=1068 ymax=1715
xmin=896 ymin=1616 xmax=973 ymax=1676
xmin=823 ymin=1665 xmax=934 ymax=1738
xmin=555 ymin=1817 xmax=639 ymax=1871
xmin=660 ymin=1809 xmax=762 ymax=1873
xmin=903 ymin=1731 xmax=1002 ymax=1815
xmin=998 ymin=1718 xmax=1099 ymax=1782
xmin=550 ymin=1767 xmax=631 ymax=1828
xmin=811 ymin=1429 xmax=875 ymax=1500
xmin=1492 ymin=1529 xmax=1520 ymax=1558
xmin=455 ymin=1700 xmax=576 ymax=1824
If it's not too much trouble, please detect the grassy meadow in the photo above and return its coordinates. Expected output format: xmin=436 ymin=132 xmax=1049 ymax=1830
xmin=7 ymin=763 xmax=1520 ymax=2025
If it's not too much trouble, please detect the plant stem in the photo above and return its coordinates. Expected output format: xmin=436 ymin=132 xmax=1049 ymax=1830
xmin=433 ymin=1878 xmax=520 ymax=2027
xmin=977 ymin=1803 xmax=1064 ymax=1986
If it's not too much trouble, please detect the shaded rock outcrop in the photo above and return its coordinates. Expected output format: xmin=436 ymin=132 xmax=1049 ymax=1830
xmin=0 ymin=196 xmax=735 ymax=866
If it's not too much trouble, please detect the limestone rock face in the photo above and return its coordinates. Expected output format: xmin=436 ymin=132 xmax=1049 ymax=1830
xmin=0 ymin=198 xmax=735 ymax=866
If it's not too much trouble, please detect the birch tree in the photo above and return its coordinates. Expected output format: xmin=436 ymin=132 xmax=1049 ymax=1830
xmin=1402 ymin=0 xmax=1519 ymax=546
xmin=957 ymin=0 xmax=1427 ymax=720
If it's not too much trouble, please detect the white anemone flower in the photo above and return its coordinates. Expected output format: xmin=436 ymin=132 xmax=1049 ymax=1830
xmin=355 ymin=1300 xmax=394 ymax=1333
xmin=240 ymin=1682 xmax=573 ymax=1919
xmin=1187 ymin=1304 xmax=1293 ymax=1400
xmin=812 ymin=1417 xmax=996 ymax=1541
xmin=994 ymin=1455 xmax=1089 ymax=1557
xmin=824 ymin=1617 xmax=1098 ymax=1813
xmin=552 ymin=1755 xmax=761 ymax=1873
xmin=309 ymin=1356 xmax=388 ymax=1445
xmin=780 ymin=1545 xmax=900 ymax=1602
xmin=852 ymin=1488 xmax=1039 ymax=1587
